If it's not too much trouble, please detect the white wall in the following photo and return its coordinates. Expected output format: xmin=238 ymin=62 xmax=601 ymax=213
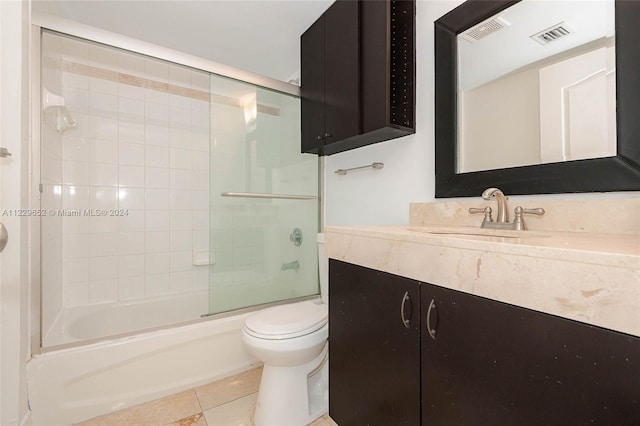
xmin=325 ymin=0 xmax=463 ymax=226
xmin=324 ymin=0 xmax=638 ymax=226
xmin=0 ymin=0 xmax=31 ymax=424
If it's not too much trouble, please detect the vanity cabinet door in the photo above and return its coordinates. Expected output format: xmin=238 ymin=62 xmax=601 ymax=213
xmin=329 ymin=260 xmax=420 ymax=426
xmin=421 ymin=283 xmax=640 ymax=426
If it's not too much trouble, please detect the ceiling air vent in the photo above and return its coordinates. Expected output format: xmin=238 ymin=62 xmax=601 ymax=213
xmin=461 ymin=17 xmax=510 ymax=43
xmin=531 ymin=22 xmax=574 ymax=46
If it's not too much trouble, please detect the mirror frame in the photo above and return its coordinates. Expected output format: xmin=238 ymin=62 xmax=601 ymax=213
xmin=434 ymin=0 xmax=640 ymax=198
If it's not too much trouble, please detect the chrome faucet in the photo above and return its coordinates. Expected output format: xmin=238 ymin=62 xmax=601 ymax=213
xmin=482 ymin=187 xmax=508 ymax=223
xmin=281 ymin=260 xmax=300 ymax=271
xmin=470 ymin=187 xmax=545 ymax=230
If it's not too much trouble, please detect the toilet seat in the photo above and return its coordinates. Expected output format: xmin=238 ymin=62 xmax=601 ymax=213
xmin=244 ymin=301 xmax=328 ymax=340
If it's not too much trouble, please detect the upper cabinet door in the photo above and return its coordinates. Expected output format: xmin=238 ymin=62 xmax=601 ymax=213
xmin=300 ymin=18 xmax=326 ymax=154
xmin=301 ymin=0 xmax=416 ymax=156
xmin=323 ymin=0 xmax=360 ymax=147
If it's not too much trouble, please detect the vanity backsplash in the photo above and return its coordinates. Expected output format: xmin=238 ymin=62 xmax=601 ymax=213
xmin=410 ymin=196 xmax=640 ymax=236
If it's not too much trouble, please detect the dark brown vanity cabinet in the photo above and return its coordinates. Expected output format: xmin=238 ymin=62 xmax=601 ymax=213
xmin=329 ymin=260 xmax=640 ymax=425
xmin=329 ymin=260 xmax=421 ymax=425
xmin=301 ymin=1 xmax=415 ymax=156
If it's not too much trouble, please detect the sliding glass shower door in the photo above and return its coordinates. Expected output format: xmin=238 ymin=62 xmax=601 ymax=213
xmin=208 ymin=76 xmax=319 ymax=314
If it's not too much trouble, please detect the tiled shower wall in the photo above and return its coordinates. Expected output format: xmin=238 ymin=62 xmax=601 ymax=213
xmin=41 ymin=32 xmax=211 ymax=323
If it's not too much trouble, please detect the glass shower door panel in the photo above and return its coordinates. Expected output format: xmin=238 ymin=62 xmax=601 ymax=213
xmin=209 ymin=76 xmax=319 ymax=314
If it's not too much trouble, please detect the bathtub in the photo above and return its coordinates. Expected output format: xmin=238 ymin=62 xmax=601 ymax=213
xmin=43 ymin=291 xmax=212 ymax=347
xmin=28 ymin=297 xmax=260 ymax=425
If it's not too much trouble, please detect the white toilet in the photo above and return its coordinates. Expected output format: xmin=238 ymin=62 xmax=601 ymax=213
xmin=241 ymin=234 xmax=329 ymax=426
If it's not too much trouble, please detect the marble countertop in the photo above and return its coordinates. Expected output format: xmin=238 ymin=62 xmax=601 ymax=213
xmin=325 ymin=225 xmax=640 ymax=337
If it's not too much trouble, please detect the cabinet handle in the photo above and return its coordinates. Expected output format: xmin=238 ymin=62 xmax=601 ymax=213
xmin=324 ymin=132 xmax=332 ymax=138
xmin=426 ymin=299 xmax=438 ymax=340
xmin=400 ymin=291 xmax=411 ymax=329
xmin=317 ymin=135 xmax=324 ymax=140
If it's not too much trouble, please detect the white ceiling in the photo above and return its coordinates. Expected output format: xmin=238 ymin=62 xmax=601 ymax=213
xmin=32 ymin=0 xmax=334 ymax=82
xmin=458 ymin=0 xmax=615 ymax=91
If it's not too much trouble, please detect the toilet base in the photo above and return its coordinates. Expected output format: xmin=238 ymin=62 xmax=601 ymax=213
xmin=254 ymin=343 xmax=328 ymax=426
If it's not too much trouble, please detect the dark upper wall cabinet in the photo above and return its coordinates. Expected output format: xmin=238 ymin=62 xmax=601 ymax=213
xmin=301 ymin=0 xmax=416 ymax=156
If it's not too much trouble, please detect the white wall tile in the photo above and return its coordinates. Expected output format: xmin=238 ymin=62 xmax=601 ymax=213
xmin=191 ymin=72 xmax=210 ymax=91
xmin=64 ymin=258 xmax=89 ymax=283
xmin=170 ymin=250 xmax=192 ymax=272
xmin=170 ymin=148 xmax=191 ymax=170
xmin=118 ymin=51 xmax=145 ymax=78
xmin=118 ymin=232 xmax=145 ymax=255
xmin=192 ymin=191 xmax=209 ymax=210
xmin=63 ymin=234 xmax=89 ymax=259
xmin=62 ymin=37 xmax=89 ymax=62
xmin=89 ymin=215 xmax=118 ymax=233
xmin=90 ymin=117 xmax=117 ymax=140
xmin=119 ymin=97 xmax=144 ymax=122
xmin=119 ymin=142 xmax=145 ymax=166
xmin=119 ymin=255 xmax=145 ymax=278
xmin=145 ymin=145 xmax=170 ymax=168
xmin=90 ymin=186 xmax=118 ymax=209
xmin=145 ymin=189 xmax=170 ymax=210
xmin=89 ymin=92 xmax=118 ymax=118
xmin=170 ymin=230 xmax=192 ymax=251
xmin=63 ymin=72 xmax=89 ymax=90
xmin=91 ymin=163 xmax=118 ymax=187
xmin=192 ymin=269 xmax=209 ymax=289
xmin=170 ymin=271 xmax=192 ymax=293
xmin=119 ymin=120 xmax=145 ymax=143
xmin=88 ymin=256 xmax=118 ymax=281
xmin=145 ymin=124 xmax=171 ymax=147
xmin=145 ymin=273 xmax=170 ymax=296
xmin=145 ymin=209 xmax=170 ymax=231
xmin=145 ymin=231 xmax=170 ymax=253
xmin=170 ymin=127 xmax=191 ymax=149
xmin=63 ymin=215 xmax=89 ymax=234
xmin=88 ymin=279 xmax=118 ymax=304
xmin=169 ymin=65 xmax=191 ymax=88
xmin=193 ymin=230 xmax=209 ymax=251
xmin=145 ymin=102 xmax=169 ymax=126
xmin=63 ymin=185 xmax=90 ymax=210
xmin=64 ymin=87 xmax=89 ymax=113
xmin=193 ymin=210 xmax=209 ymax=231
xmin=144 ymin=59 xmax=169 ymax=83
xmin=170 ymin=210 xmax=192 ymax=231
xmin=191 ymin=131 xmax=210 ymax=151
xmin=118 ymin=187 xmax=145 ymax=210
xmin=63 ymin=137 xmax=91 ymax=162
xmin=191 ymin=152 xmax=209 ymax=170
xmin=63 ymin=161 xmax=90 ymax=186
xmin=119 ymin=165 xmax=145 ymax=187
xmin=89 ymin=44 xmax=118 ymax=71
xmin=119 ymin=210 xmax=145 ymax=232
xmin=170 ymin=190 xmax=192 ymax=210
xmin=170 ymin=169 xmax=192 ymax=190
xmin=118 ymin=276 xmax=145 ymax=300
xmin=192 ymin=170 xmax=209 ymax=191
xmin=63 ymin=281 xmax=89 ymax=307
xmin=92 ymin=139 xmax=118 ymax=164
xmin=145 ymin=167 xmax=170 ymax=188
xmin=89 ymin=233 xmax=118 ymax=257
xmin=169 ymin=94 xmax=191 ymax=109
xmin=145 ymin=253 xmax=171 ymax=275
xmin=89 ymin=76 xmax=118 ymax=96
xmin=169 ymin=106 xmax=191 ymax=129
xmin=119 ymin=83 xmax=145 ymax=101
xmin=144 ymin=87 xmax=169 ymax=105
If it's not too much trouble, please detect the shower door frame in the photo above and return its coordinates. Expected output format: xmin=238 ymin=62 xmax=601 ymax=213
xmin=29 ymin=15 xmax=321 ymax=355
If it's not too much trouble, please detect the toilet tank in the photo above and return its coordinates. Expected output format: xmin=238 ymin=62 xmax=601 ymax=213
xmin=317 ymin=233 xmax=328 ymax=305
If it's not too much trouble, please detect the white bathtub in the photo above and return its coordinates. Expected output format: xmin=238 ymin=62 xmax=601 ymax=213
xmin=43 ymin=291 xmax=211 ymax=347
xmin=28 ymin=297 xmax=259 ymax=425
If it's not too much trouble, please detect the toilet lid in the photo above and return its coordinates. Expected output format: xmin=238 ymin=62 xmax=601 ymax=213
xmin=244 ymin=301 xmax=328 ymax=339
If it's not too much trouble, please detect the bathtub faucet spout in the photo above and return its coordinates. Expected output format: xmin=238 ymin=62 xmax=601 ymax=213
xmin=281 ymin=260 xmax=299 ymax=271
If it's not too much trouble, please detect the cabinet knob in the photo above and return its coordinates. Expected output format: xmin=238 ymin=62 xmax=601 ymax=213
xmin=317 ymin=135 xmax=324 ymax=140
xmin=324 ymin=132 xmax=332 ymax=138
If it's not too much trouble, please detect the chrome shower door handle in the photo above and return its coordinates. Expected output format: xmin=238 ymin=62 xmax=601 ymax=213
xmin=400 ymin=291 xmax=412 ymax=329
xmin=0 ymin=223 xmax=8 ymax=253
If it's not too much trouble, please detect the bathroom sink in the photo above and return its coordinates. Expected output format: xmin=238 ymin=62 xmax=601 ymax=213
xmin=406 ymin=226 xmax=549 ymax=239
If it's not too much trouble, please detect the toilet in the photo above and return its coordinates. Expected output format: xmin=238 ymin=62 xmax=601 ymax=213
xmin=241 ymin=234 xmax=329 ymax=426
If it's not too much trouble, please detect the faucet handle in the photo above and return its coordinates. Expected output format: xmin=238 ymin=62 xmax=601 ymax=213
xmin=513 ymin=206 xmax=545 ymax=230
xmin=469 ymin=206 xmax=493 ymax=223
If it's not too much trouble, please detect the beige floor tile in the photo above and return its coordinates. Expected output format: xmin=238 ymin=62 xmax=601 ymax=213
xmin=77 ymin=390 xmax=201 ymax=426
xmin=322 ymin=414 xmax=339 ymax=426
xmin=202 ymin=392 xmax=257 ymax=426
xmin=307 ymin=415 xmax=330 ymax=426
xmin=195 ymin=367 xmax=262 ymax=411
xmin=166 ymin=412 xmax=207 ymax=426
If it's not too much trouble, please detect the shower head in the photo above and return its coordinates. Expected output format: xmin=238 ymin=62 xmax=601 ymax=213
xmin=42 ymin=87 xmax=77 ymax=134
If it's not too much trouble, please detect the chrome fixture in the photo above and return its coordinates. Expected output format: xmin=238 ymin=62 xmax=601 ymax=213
xmin=335 ymin=162 xmax=384 ymax=175
xmin=0 ymin=223 xmax=8 ymax=253
xmin=482 ymin=187 xmax=508 ymax=223
xmin=221 ymin=192 xmax=317 ymax=200
xmin=281 ymin=260 xmax=300 ymax=271
xmin=290 ymin=228 xmax=303 ymax=247
xmin=0 ymin=148 xmax=12 ymax=158
xmin=470 ymin=187 xmax=545 ymax=230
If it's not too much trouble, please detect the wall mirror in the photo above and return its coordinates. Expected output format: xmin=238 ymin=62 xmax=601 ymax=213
xmin=434 ymin=0 xmax=640 ymax=198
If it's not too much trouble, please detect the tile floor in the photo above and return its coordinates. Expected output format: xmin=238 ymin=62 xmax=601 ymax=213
xmin=76 ymin=367 xmax=337 ymax=426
